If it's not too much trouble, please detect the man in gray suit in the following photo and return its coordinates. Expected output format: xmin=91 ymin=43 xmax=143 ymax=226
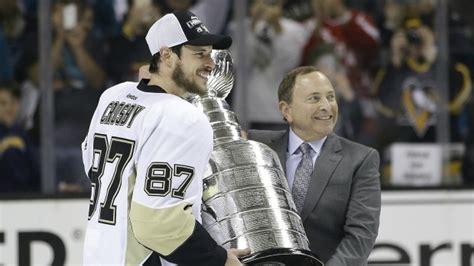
xmin=248 ymin=66 xmax=381 ymax=265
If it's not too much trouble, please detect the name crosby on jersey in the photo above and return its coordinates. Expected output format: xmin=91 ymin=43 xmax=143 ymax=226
xmin=100 ymin=101 xmax=145 ymax=128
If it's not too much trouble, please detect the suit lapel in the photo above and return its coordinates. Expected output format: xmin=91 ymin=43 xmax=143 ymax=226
xmin=268 ymin=131 xmax=289 ymax=173
xmin=300 ymin=134 xmax=343 ymax=222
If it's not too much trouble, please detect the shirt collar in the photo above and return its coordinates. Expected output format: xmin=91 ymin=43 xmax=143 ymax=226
xmin=288 ymin=128 xmax=327 ymax=155
xmin=137 ymin=79 xmax=167 ymax=93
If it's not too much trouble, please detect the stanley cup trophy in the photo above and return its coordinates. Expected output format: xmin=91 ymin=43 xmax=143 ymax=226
xmin=189 ymin=50 xmax=323 ymax=266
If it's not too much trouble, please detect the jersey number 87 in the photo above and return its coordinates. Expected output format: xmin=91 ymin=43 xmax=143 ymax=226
xmin=87 ymin=134 xmax=195 ymax=225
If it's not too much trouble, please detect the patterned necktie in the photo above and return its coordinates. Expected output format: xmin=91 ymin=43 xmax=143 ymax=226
xmin=292 ymin=142 xmax=313 ymax=214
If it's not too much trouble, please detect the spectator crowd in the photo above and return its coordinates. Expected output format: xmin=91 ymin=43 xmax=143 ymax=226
xmin=1 ymin=0 xmax=473 ymax=193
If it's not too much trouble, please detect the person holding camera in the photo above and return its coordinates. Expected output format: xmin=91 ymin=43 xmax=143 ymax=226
xmin=374 ymin=18 xmax=472 ymax=178
xmin=50 ymin=0 xmax=108 ymax=192
xmin=228 ymin=0 xmax=310 ymax=129
xmin=52 ymin=0 xmax=105 ymax=91
xmin=389 ymin=18 xmax=436 ymax=69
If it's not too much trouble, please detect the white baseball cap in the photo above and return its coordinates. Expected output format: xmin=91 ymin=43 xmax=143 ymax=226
xmin=145 ymin=11 xmax=232 ymax=55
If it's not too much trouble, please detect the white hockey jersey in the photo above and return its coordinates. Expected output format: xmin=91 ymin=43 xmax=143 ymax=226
xmin=81 ymin=80 xmax=226 ymax=265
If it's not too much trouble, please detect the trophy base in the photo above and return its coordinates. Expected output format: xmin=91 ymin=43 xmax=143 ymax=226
xmin=241 ymin=248 xmax=323 ymax=266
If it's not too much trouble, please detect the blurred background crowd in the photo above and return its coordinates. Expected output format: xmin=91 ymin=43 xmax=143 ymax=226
xmin=0 ymin=0 xmax=473 ymax=194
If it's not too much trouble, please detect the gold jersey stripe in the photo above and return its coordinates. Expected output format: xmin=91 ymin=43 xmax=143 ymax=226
xmin=130 ymin=200 xmax=195 ymax=256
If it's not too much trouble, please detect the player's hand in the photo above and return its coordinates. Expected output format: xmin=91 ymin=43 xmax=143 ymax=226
xmin=225 ymin=248 xmax=251 ymax=266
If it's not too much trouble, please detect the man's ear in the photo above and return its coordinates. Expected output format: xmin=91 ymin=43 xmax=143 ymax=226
xmin=159 ymin=47 xmax=175 ymax=67
xmin=279 ymin=101 xmax=291 ymax=123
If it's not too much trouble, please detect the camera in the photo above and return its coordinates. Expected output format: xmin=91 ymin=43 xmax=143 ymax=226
xmin=405 ymin=29 xmax=423 ymax=46
xmin=62 ymin=3 xmax=77 ymax=30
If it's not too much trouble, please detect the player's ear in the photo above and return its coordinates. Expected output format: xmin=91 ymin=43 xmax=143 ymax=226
xmin=159 ymin=47 xmax=175 ymax=67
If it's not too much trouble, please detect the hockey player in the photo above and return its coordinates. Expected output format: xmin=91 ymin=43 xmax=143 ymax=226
xmin=81 ymin=11 xmax=248 ymax=266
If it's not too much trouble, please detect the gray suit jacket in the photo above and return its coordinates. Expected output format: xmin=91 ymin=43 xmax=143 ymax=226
xmin=248 ymin=130 xmax=381 ymax=266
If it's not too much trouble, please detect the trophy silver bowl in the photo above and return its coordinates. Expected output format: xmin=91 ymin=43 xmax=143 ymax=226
xmin=191 ymin=50 xmax=323 ymax=266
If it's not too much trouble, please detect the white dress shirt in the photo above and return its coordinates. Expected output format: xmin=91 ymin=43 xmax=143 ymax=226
xmin=286 ymin=128 xmax=327 ymax=190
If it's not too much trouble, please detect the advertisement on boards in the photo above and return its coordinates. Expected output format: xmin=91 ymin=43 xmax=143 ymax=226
xmin=0 ymin=191 xmax=473 ymax=265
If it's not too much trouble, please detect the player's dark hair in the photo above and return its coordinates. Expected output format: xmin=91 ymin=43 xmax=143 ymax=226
xmin=149 ymin=45 xmax=183 ymax=73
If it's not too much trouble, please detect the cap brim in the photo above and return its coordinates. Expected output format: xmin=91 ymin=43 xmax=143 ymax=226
xmin=185 ymin=34 xmax=232 ymax=49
